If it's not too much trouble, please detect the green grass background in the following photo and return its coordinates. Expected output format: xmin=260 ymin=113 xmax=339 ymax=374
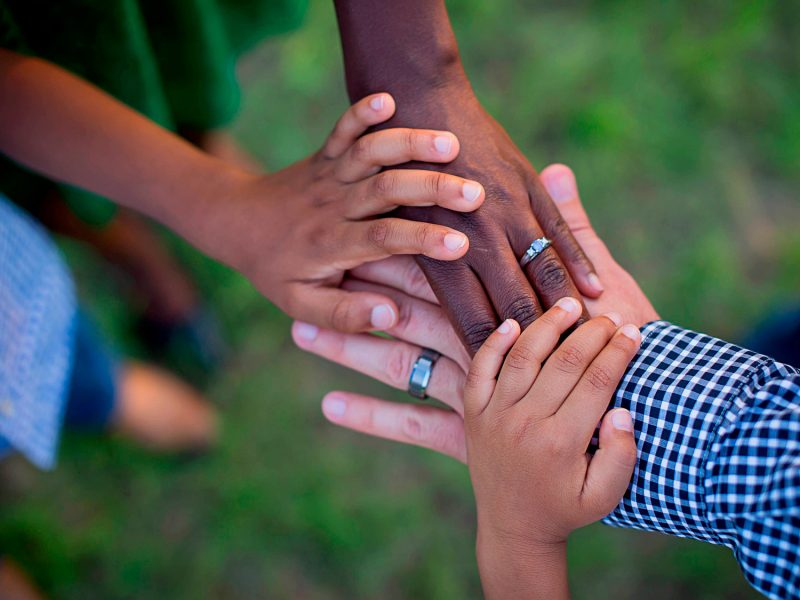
xmin=2 ymin=0 xmax=799 ymax=598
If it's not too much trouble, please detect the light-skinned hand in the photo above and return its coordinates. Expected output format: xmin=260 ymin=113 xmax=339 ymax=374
xmin=292 ymin=164 xmax=658 ymax=460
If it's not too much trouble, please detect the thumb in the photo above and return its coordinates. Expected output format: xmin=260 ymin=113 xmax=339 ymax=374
xmin=582 ymin=408 xmax=637 ymax=520
xmin=539 ymin=164 xmax=593 ymax=238
xmin=293 ymin=285 xmax=399 ymax=333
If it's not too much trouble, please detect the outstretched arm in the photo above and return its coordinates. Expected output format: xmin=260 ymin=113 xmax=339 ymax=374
xmin=333 ymin=1 xmax=602 ymax=354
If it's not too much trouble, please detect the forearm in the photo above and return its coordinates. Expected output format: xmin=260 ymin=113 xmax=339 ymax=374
xmin=477 ymin=532 xmax=569 ymax=600
xmin=334 ymin=0 xmax=471 ymax=126
xmin=0 ymin=49 xmax=247 ymax=264
xmin=605 ymin=321 xmax=800 ymax=598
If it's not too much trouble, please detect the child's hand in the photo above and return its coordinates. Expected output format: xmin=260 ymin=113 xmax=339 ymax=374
xmin=464 ymin=299 xmax=640 ymax=598
xmin=217 ymin=93 xmax=484 ymax=333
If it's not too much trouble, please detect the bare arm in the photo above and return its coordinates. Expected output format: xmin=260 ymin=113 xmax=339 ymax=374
xmin=333 ymin=1 xmax=602 ymax=354
xmin=0 ymin=49 xmax=485 ymax=333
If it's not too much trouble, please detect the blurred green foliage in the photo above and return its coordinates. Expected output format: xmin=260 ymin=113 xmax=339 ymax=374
xmin=1 ymin=0 xmax=798 ymax=598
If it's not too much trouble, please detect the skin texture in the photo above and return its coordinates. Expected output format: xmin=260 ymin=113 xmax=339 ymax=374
xmin=292 ymin=164 xmax=659 ymax=459
xmin=0 ymin=50 xmax=489 ymax=332
xmin=334 ymin=0 xmax=602 ymax=354
xmin=464 ymin=310 xmax=639 ymax=598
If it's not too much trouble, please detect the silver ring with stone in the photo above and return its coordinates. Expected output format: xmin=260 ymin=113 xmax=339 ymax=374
xmin=519 ymin=237 xmax=552 ymax=268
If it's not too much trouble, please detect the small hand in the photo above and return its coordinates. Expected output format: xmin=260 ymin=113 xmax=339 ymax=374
xmin=221 ymin=93 xmax=486 ymax=332
xmin=464 ymin=307 xmax=639 ymax=598
xmin=292 ymin=164 xmax=657 ymax=459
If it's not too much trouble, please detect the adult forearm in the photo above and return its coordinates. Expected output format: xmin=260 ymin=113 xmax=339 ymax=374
xmin=334 ymin=0 xmax=470 ymax=125
xmin=0 ymin=49 xmax=245 ymax=258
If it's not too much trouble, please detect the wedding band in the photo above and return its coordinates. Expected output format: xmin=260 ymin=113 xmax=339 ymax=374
xmin=408 ymin=348 xmax=441 ymax=399
xmin=519 ymin=237 xmax=552 ymax=268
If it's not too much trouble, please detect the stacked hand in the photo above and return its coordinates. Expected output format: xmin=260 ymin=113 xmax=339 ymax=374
xmin=383 ymin=88 xmax=604 ymax=353
xmin=292 ymin=165 xmax=659 ymax=460
xmin=465 ymin=304 xmax=639 ymax=598
xmin=203 ymin=93 xmax=486 ymax=333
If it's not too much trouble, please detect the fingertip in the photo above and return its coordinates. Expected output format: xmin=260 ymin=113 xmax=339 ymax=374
xmin=460 ymin=180 xmax=485 ymax=209
xmin=441 ymin=230 xmax=469 ymax=258
xmin=370 ymin=302 xmax=397 ymax=330
xmin=539 ymin=163 xmax=577 ymax=204
xmin=494 ymin=318 xmax=521 ymax=343
xmin=609 ymin=408 xmax=633 ymax=433
xmin=431 ymin=132 xmax=460 ymax=161
xmin=291 ymin=321 xmax=320 ymax=347
xmin=619 ymin=324 xmax=641 ymax=343
xmin=553 ymin=296 xmax=582 ymax=324
xmin=575 ymin=272 xmax=604 ymax=299
xmin=322 ymin=393 xmax=348 ymax=421
xmin=363 ymin=93 xmax=396 ymax=124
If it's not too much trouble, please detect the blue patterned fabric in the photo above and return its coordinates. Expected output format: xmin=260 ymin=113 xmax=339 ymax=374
xmin=606 ymin=321 xmax=800 ymax=599
xmin=0 ymin=194 xmax=76 ymax=469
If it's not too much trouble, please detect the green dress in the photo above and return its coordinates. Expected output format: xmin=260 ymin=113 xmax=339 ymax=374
xmin=0 ymin=0 xmax=307 ymax=225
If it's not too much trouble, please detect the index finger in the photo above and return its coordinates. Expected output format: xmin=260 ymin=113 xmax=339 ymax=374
xmin=321 ymin=93 xmax=397 ymax=159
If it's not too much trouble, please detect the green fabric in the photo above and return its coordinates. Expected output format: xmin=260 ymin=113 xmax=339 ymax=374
xmin=0 ymin=0 xmax=307 ymax=226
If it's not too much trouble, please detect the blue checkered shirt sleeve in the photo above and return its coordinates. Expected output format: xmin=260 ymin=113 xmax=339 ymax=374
xmin=605 ymin=321 xmax=800 ymax=599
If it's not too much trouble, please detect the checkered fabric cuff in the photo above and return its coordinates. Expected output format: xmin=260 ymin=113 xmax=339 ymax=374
xmin=602 ymin=321 xmax=800 ymax=599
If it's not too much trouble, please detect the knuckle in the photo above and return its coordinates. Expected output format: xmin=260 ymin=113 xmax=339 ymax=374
xmin=404 ymin=261 xmax=431 ymax=298
xmin=329 ymin=297 xmax=357 ymax=331
xmin=351 ymin=136 xmax=373 ymax=163
xmin=554 ymin=344 xmax=585 ymax=374
xmin=504 ymin=343 xmax=538 ymax=373
xmin=543 ymin=432 xmax=572 ymax=459
xmin=462 ymin=320 xmax=498 ymax=356
xmin=584 ymin=364 xmax=615 ymax=392
xmin=392 ymin=298 xmax=414 ymax=337
xmin=367 ymin=221 xmax=391 ymax=249
xmin=372 ymin=170 xmax=397 ymax=197
xmin=413 ymin=224 xmax=434 ymax=250
xmin=401 ymin=413 xmax=424 ymax=441
xmin=510 ymin=417 xmax=537 ymax=447
xmin=503 ymin=295 xmax=540 ymax=328
xmin=530 ymin=253 xmax=570 ymax=292
xmin=464 ymin=367 xmax=483 ymax=391
xmin=404 ymin=129 xmax=418 ymax=155
xmin=386 ymin=346 xmax=416 ymax=387
xmin=427 ymin=172 xmax=447 ymax=197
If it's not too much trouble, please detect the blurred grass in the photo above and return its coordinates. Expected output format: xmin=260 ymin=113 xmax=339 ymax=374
xmin=1 ymin=0 xmax=799 ymax=598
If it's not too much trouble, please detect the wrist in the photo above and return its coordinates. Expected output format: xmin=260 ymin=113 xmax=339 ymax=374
xmin=477 ymin=529 xmax=569 ymax=600
xmin=148 ymin=151 xmax=262 ymax=272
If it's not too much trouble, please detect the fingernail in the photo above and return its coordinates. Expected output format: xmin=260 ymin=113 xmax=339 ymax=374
xmin=587 ymin=273 xmax=604 ymax=294
xmin=498 ymin=319 xmax=514 ymax=334
xmin=294 ymin=321 xmax=319 ymax=342
xmin=556 ymin=297 xmax=580 ymax=314
xmin=611 ymin=409 xmax=633 ymax=432
xmin=443 ymin=232 xmax=467 ymax=252
xmin=548 ymin=170 xmax=576 ymax=203
xmin=370 ymin=304 xmax=396 ymax=329
xmin=620 ymin=324 xmax=641 ymax=341
xmin=604 ymin=312 xmax=623 ymax=327
xmin=369 ymin=95 xmax=384 ymax=111
xmin=462 ymin=181 xmax=482 ymax=203
xmin=433 ymin=135 xmax=453 ymax=154
xmin=323 ymin=395 xmax=347 ymax=418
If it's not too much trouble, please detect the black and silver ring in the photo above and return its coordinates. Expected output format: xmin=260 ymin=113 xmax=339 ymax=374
xmin=408 ymin=348 xmax=441 ymax=399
